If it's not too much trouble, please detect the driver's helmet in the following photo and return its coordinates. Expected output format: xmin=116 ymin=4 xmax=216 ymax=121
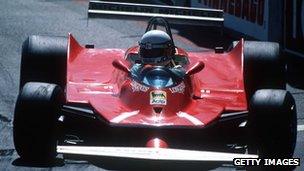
xmin=139 ymin=30 xmax=175 ymax=65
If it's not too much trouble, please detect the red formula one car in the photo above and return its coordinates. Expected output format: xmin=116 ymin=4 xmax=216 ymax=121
xmin=13 ymin=1 xmax=297 ymax=164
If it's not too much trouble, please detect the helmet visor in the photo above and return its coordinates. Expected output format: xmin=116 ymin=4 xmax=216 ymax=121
xmin=140 ymin=48 xmax=172 ymax=64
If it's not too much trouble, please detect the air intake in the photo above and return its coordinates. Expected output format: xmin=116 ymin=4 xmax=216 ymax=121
xmin=153 ymin=107 xmax=163 ymax=114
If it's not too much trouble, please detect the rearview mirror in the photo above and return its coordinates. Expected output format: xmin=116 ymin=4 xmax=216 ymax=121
xmin=112 ymin=59 xmax=130 ymax=73
xmin=186 ymin=61 xmax=204 ymax=76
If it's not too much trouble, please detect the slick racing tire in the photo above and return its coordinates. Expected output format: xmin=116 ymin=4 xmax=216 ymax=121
xmin=13 ymin=82 xmax=63 ymax=161
xmin=20 ymin=35 xmax=67 ymax=89
xmin=232 ymin=41 xmax=286 ymax=98
xmin=249 ymin=89 xmax=297 ymax=158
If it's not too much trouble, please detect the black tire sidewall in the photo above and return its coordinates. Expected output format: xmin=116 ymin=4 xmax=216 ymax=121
xmin=13 ymin=82 xmax=63 ymax=160
xmin=237 ymin=41 xmax=286 ymax=99
xmin=20 ymin=35 xmax=67 ymax=89
xmin=249 ymin=89 xmax=297 ymax=159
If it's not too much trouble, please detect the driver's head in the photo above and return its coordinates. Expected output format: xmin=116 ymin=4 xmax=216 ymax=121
xmin=139 ymin=30 xmax=175 ymax=66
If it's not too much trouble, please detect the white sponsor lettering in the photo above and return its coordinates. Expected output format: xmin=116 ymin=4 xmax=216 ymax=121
xmin=169 ymin=82 xmax=185 ymax=93
xmin=201 ymin=89 xmax=211 ymax=94
xmin=131 ymin=81 xmax=149 ymax=92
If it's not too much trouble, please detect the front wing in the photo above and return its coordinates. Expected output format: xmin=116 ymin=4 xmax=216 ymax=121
xmin=57 ymin=146 xmax=258 ymax=162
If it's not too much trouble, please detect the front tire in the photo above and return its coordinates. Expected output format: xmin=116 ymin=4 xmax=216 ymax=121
xmin=13 ymin=82 xmax=63 ymax=161
xmin=232 ymin=41 xmax=286 ymax=98
xmin=20 ymin=35 xmax=67 ymax=89
xmin=249 ymin=89 xmax=297 ymax=158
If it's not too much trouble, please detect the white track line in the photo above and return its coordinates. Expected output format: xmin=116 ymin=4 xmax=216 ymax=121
xmin=298 ymin=124 xmax=304 ymax=132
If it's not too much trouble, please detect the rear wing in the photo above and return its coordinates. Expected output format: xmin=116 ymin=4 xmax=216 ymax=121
xmin=88 ymin=1 xmax=224 ymax=27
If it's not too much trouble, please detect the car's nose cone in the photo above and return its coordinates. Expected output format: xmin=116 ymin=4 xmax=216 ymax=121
xmin=146 ymin=138 xmax=168 ymax=148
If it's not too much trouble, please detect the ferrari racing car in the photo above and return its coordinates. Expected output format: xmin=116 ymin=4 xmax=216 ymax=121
xmin=13 ymin=1 xmax=297 ymax=164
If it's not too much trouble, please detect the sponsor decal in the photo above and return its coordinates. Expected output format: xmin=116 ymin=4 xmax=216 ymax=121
xmin=201 ymin=89 xmax=211 ymax=94
xmin=131 ymin=81 xmax=149 ymax=92
xmin=103 ymin=85 xmax=113 ymax=89
xmin=169 ymin=82 xmax=185 ymax=94
xmin=150 ymin=90 xmax=167 ymax=105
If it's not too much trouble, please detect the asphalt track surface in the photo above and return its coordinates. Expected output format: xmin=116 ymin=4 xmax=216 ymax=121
xmin=0 ymin=0 xmax=303 ymax=170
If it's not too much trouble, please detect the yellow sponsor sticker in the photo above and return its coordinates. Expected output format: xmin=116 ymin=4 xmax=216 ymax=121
xmin=150 ymin=90 xmax=167 ymax=105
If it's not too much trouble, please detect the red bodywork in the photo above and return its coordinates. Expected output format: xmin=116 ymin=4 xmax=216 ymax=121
xmin=66 ymin=34 xmax=247 ymax=128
